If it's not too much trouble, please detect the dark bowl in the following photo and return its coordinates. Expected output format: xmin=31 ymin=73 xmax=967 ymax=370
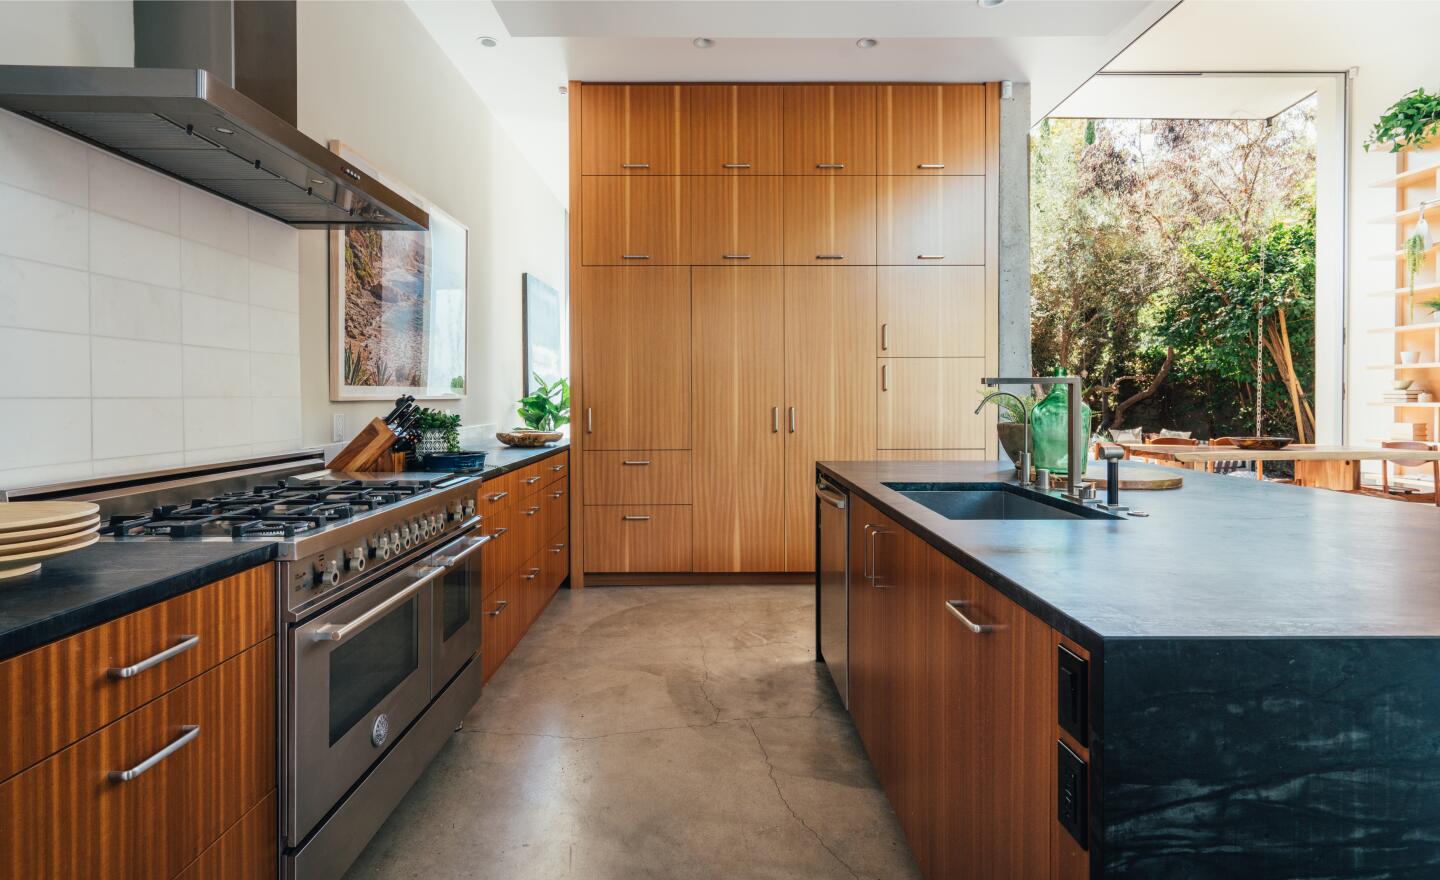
xmin=422 ymin=450 xmax=489 ymax=471
xmin=1231 ymin=436 xmax=1294 ymax=451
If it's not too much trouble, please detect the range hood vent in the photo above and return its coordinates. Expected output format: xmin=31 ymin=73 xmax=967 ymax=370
xmin=0 ymin=3 xmax=426 ymax=230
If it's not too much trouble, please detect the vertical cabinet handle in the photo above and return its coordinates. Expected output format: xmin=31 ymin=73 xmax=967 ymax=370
xmin=880 ymin=323 xmax=888 ymax=351
xmin=863 ymin=524 xmax=891 ymax=588
xmin=881 ymin=363 xmax=888 ymax=392
xmin=109 ymin=725 xmax=200 ymax=782
xmin=771 ymin=406 xmax=779 ymax=433
xmin=586 ymin=407 xmax=593 ymax=433
xmin=788 ymin=406 xmax=796 ymax=433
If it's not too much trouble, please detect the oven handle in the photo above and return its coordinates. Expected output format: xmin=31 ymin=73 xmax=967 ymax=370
xmin=428 ymin=534 xmax=489 ymax=568
xmin=310 ymin=564 xmax=446 ymax=644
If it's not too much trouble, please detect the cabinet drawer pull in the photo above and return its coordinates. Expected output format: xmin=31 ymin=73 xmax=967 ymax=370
xmin=621 ymin=254 xmax=651 ymax=260
xmin=108 ymin=634 xmax=200 ymax=679
xmin=722 ymin=163 xmax=752 ymax=169
xmin=621 ymin=163 xmax=650 ymax=169
xmin=945 ymin=599 xmax=997 ymax=634
xmin=523 ymin=475 xmax=542 ymax=485
xmin=551 ymin=463 xmax=566 ymax=472
xmin=491 ymin=527 xmax=508 ymax=538
xmin=552 ymin=490 xmax=564 ymax=498
xmin=524 ymin=568 xmax=541 ymax=580
xmin=488 ymin=600 xmax=509 ymax=617
xmin=880 ymin=323 xmax=888 ymax=351
xmin=816 ymin=163 xmax=845 ymax=169
xmin=621 ymin=459 xmax=651 ymax=466
xmin=917 ymin=163 xmax=945 ymax=169
xmin=524 ymin=506 xmax=541 ymax=516
xmin=917 ymin=254 xmax=946 ymax=260
xmin=722 ymin=254 xmax=751 ymax=260
xmin=109 ymin=724 xmax=199 ymax=782
xmin=622 ymin=515 xmax=652 ymax=521
xmin=816 ymin=254 xmax=845 ymax=260
xmin=550 ymin=543 xmax=566 ymax=553
xmin=486 ymin=491 xmax=509 ymax=503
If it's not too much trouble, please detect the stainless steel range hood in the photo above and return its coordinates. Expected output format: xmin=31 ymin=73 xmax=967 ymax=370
xmin=0 ymin=2 xmax=426 ymax=231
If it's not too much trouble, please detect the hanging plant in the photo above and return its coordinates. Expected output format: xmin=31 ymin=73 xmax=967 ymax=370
xmin=1364 ymin=87 xmax=1440 ymax=152
xmin=1405 ymin=231 xmax=1427 ymax=307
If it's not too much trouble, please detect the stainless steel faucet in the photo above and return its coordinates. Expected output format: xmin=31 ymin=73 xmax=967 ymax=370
xmin=980 ymin=377 xmax=1092 ymax=503
xmin=974 ymin=391 xmax=1032 ymax=486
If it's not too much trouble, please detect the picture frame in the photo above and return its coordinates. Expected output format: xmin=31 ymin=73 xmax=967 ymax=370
xmin=328 ymin=141 xmax=468 ymax=401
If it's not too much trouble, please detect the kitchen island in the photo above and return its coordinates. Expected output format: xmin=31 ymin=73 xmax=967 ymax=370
xmin=816 ymin=458 xmax=1440 ymax=879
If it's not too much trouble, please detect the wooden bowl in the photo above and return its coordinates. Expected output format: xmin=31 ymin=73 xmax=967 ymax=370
xmin=496 ymin=430 xmax=562 ymax=448
xmin=1232 ymin=436 xmax=1294 ymax=450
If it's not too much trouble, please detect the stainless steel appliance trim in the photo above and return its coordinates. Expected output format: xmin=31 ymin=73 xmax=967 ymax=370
xmin=310 ymin=567 xmax=443 ymax=644
xmin=108 ymin=635 xmax=200 ymax=679
xmin=1 ymin=451 xmax=325 ymax=502
xmin=815 ymin=484 xmax=847 ymax=509
xmin=430 ymin=534 xmax=488 ymax=567
xmin=817 ymin=479 xmax=849 ymax=708
xmin=945 ymin=599 xmax=997 ymax=634
xmin=109 ymin=725 xmax=199 ymax=782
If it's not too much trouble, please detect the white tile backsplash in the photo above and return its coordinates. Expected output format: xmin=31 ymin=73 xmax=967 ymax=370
xmin=0 ymin=110 xmax=303 ymax=488
xmin=0 ymin=255 xmax=89 ymax=334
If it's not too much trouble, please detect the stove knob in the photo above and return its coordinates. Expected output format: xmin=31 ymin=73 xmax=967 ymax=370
xmin=313 ymin=559 xmax=340 ymax=587
xmin=388 ymin=527 xmax=401 ymax=550
xmin=347 ymin=546 xmax=367 ymax=572
xmin=370 ymin=536 xmax=392 ymax=561
xmin=398 ymin=524 xmax=412 ymax=548
xmin=429 ymin=514 xmax=443 ymax=532
xmin=463 ymin=498 xmax=476 ymax=517
xmin=417 ymin=518 xmax=431 ymax=539
xmin=448 ymin=501 xmax=463 ymax=522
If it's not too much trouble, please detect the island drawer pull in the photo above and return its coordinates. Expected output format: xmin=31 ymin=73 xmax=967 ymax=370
xmin=524 ymin=506 xmax=541 ymax=516
xmin=622 ymin=459 xmax=652 ymax=466
xmin=549 ymin=543 xmax=566 ymax=554
xmin=551 ymin=463 xmax=566 ymax=472
xmin=816 ymin=163 xmax=846 ymax=169
xmin=490 ymin=527 xmax=509 ymax=539
xmin=488 ymin=600 xmax=509 ymax=617
xmin=722 ymin=163 xmax=752 ymax=169
xmin=917 ymin=163 xmax=945 ymax=169
xmin=552 ymin=490 xmax=564 ymax=499
xmin=945 ymin=600 xmax=997 ymax=634
xmin=108 ymin=635 xmax=200 ymax=679
xmin=524 ymin=568 xmax=541 ymax=580
xmin=523 ymin=475 xmax=542 ymax=485
xmin=109 ymin=725 xmax=199 ymax=782
xmin=622 ymin=515 xmax=652 ymax=521
xmin=621 ymin=163 xmax=650 ymax=169
xmin=485 ymin=491 xmax=509 ymax=503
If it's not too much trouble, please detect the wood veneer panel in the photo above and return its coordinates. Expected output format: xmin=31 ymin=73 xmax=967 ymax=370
xmin=541 ymin=479 xmax=569 ymax=544
xmin=877 ymin=266 xmax=986 ymax=357
xmin=878 ymin=83 xmax=985 ymax=174
xmin=782 ymin=176 xmax=876 ymax=265
xmin=173 ymin=790 xmax=276 ymax=880
xmin=581 ymin=176 xmax=684 ymax=265
xmin=0 ymin=565 xmax=273 ymax=782
xmin=781 ymin=84 xmax=878 ymax=174
xmin=569 ymin=80 xmax=586 ymax=589
xmin=681 ymin=84 xmax=782 ymax=174
xmin=877 ymin=175 xmax=985 ymax=265
xmin=683 ymin=176 xmax=783 ymax=265
xmin=583 ymin=505 xmax=693 ymax=572
xmin=581 ymin=83 xmax=681 ymax=174
xmin=878 ymin=357 xmax=987 ymax=450
xmin=0 ymin=640 xmax=275 ymax=880
xmin=582 ymin=451 xmax=693 ymax=504
xmin=691 ymin=267 xmax=787 ymax=571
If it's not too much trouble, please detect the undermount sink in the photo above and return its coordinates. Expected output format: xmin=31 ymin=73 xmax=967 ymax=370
xmin=882 ymin=482 xmax=1121 ymax=521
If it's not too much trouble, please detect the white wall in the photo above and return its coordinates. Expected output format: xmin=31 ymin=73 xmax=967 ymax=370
xmin=295 ymin=0 xmax=567 ymax=446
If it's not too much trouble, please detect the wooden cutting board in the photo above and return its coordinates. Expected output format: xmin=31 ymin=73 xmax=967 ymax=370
xmin=1057 ymin=467 xmax=1183 ymax=491
xmin=0 ymin=501 xmax=99 ymax=532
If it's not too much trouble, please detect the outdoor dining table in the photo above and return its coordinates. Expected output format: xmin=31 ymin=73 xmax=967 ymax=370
xmin=1119 ymin=443 xmax=1440 ymax=491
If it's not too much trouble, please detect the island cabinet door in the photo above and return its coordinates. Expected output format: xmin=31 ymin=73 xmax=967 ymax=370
xmin=929 ymin=553 xmax=1054 ymax=880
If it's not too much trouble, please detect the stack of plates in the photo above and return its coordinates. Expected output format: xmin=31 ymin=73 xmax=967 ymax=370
xmin=0 ymin=501 xmax=101 ymax=581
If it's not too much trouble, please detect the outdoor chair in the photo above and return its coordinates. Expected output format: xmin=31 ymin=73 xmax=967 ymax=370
xmin=1207 ymin=437 xmax=1252 ymax=476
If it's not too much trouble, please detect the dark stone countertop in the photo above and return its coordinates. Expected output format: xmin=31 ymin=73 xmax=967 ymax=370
xmin=817 ymin=459 xmax=1440 ymax=646
xmin=0 ymin=541 xmax=277 ymax=661
xmin=474 ymin=438 xmax=568 ymax=478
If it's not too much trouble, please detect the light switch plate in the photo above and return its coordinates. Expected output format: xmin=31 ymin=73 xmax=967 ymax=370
xmin=332 ymin=413 xmax=346 ymax=442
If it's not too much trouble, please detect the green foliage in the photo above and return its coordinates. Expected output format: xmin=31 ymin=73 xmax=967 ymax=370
xmin=517 ymin=374 xmax=570 ymax=431
xmin=1422 ymin=297 xmax=1440 ymax=314
xmin=1405 ymin=232 xmax=1427 ymax=295
xmin=1364 ymin=87 xmax=1440 ymax=153
xmin=992 ymin=394 xmax=1038 ymax=424
xmin=449 ymin=374 xmax=465 ymax=393
xmin=415 ymin=407 xmax=462 ymax=452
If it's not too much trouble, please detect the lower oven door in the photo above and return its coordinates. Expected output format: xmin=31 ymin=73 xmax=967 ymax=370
xmin=289 ymin=560 xmax=438 ymax=844
xmin=432 ymin=530 xmax=487 ymax=692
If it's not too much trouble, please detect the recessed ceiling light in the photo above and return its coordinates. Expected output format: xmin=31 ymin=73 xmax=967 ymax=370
xmin=856 ymin=38 xmax=878 ymax=49
xmin=477 ymin=36 xmax=498 ymax=47
xmin=977 ymin=0 xmax=1007 ymax=7
xmin=558 ymin=85 xmax=569 ymax=96
xmin=693 ymin=37 xmax=714 ymax=48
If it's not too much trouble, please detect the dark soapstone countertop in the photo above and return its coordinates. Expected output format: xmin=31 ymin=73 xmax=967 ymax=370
xmin=474 ymin=438 xmax=568 ymax=477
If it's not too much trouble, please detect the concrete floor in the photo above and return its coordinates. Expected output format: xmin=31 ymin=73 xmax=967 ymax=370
xmin=345 ymin=584 xmax=923 ymax=880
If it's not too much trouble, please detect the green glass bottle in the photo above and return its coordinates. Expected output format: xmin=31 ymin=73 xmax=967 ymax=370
xmin=1030 ymin=371 xmax=1092 ymax=478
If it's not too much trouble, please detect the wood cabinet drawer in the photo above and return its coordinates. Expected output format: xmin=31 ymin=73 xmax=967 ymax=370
xmin=581 ymin=176 xmax=684 ymax=266
xmin=477 ymin=471 xmax=519 ymax=510
xmin=481 ymin=574 xmax=522 ymax=682
xmin=877 ymin=175 xmax=984 ymax=266
xmin=174 ymin=789 xmax=276 ymax=880
xmin=582 ymin=451 xmax=692 ymax=504
xmin=0 ymin=639 xmax=275 ymax=880
xmin=516 ymin=548 xmax=546 ymax=629
xmin=513 ymin=463 xmax=549 ymax=494
xmin=481 ymin=505 xmax=517 ymax=598
xmin=541 ymin=451 xmax=569 ymax=487
xmin=0 ymin=565 xmax=273 ymax=782
xmin=513 ymin=489 xmax=545 ymax=562
xmin=544 ymin=529 xmax=569 ymax=595
xmin=541 ymin=480 xmax=569 ymax=542
xmin=584 ymin=505 xmax=693 ymax=572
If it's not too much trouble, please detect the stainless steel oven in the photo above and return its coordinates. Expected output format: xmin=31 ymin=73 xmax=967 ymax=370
xmin=287 ymin=524 xmax=485 ymax=845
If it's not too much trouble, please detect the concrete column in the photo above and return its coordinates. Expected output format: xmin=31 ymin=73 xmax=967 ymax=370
xmin=998 ymin=82 xmax=1032 ymax=379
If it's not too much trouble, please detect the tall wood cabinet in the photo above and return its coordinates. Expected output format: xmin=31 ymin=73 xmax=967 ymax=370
xmin=570 ymin=81 xmax=1000 ymax=581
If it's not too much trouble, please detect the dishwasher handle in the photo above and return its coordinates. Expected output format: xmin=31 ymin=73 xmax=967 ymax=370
xmin=815 ymin=482 xmax=848 ymax=509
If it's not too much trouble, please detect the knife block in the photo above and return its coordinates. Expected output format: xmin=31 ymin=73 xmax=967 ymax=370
xmin=326 ymin=417 xmax=398 ymax=472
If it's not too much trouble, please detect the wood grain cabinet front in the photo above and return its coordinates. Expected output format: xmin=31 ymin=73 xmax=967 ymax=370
xmin=582 ymin=451 xmax=693 ymax=504
xmin=876 ymin=266 xmax=986 ymax=357
xmin=680 ymin=84 xmax=782 ymax=174
xmin=542 ymin=451 xmax=570 ymax=487
xmin=781 ymin=84 xmax=878 ymax=174
xmin=877 ymin=83 xmax=985 ymax=175
xmin=0 ymin=640 xmax=276 ymax=880
xmin=683 ymin=175 xmax=783 ymax=265
xmin=173 ymin=790 xmax=276 ymax=880
xmin=782 ymin=176 xmax=877 ymax=265
xmin=877 ymin=175 xmax=985 ymax=266
xmin=878 ymin=357 xmax=987 ymax=450
xmin=544 ymin=529 xmax=570 ymax=595
xmin=581 ymin=83 xmax=681 ymax=174
xmin=581 ymin=176 xmax=684 ymax=265
xmin=583 ymin=505 xmax=693 ymax=572
xmin=481 ymin=505 xmax=516 ymax=597
xmin=541 ymin=481 xmax=569 ymax=543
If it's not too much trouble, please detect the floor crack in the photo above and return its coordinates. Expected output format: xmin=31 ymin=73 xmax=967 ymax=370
xmin=697 ymin=642 xmax=723 ymax=723
xmin=747 ymin=720 xmax=861 ymax=880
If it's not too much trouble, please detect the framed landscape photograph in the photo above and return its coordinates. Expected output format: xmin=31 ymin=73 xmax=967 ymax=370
xmin=328 ymin=142 xmax=467 ymax=401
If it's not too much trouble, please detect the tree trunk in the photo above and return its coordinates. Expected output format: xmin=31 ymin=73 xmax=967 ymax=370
xmin=1111 ymin=347 xmax=1175 ymax=429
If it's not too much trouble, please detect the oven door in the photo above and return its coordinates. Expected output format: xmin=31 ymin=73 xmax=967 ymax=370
xmin=289 ymin=558 xmax=439 ymax=844
xmin=432 ymin=530 xmax=487 ymax=693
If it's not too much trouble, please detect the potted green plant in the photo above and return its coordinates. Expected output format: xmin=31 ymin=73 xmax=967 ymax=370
xmin=1364 ymin=87 xmax=1440 ymax=153
xmin=991 ymin=393 xmax=1037 ymax=469
xmin=499 ymin=374 xmax=569 ymax=447
xmin=414 ymin=407 xmax=462 ymax=455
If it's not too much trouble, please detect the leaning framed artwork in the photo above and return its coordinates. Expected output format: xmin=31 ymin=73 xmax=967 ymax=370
xmin=328 ymin=141 xmax=467 ymax=401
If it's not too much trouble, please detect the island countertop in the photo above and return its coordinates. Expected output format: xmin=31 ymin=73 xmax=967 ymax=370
xmin=817 ymin=458 xmax=1440 ymax=645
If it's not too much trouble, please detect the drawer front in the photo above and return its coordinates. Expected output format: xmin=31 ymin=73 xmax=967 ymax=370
xmin=0 ymin=640 xmax=275 ymax=880
xmin=582 ymin=451 xmax=693 ymax=505
xmin=544 ymin=529 xmax=570 ymax=595
xmin=541 ymin=480 xmax=569 ymax=541
xmin=541 ymin=451 xmax=569 ymax=487
xmin=583 ymin=506 xmax=694 ymax=572
xmin=513 ymin=489 xmax=545 ymax=562
xmin=480 ymin=588 xmax=511 ymax=682
xmin=515 ymin=547 xmax=546 ymax=628
xmin=481 ymin=506 xmax=517 ymax=597
xmin=0 ymin=565 xmax=273 ymax=782
xmin=513 ymin=462 xmax=549 ymax=494
xmin=174 ymin=789 xmax=276 ymax=880
xmin=477 ymin=471 xmax=519 ymax=511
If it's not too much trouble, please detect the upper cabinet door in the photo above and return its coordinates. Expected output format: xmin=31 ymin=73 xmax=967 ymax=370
xmin=782 ymin=84 xmax=878 ymax=174
xmin=582 ymin=84 xmax=681 ymax=174
xmin=683 ymin=176 xmax=783 ymax=265
xmin=878 ymin=84 xmax=985 ymax=175
xmin=581 ymin=176 xmax=684 ymax=265
xmin=680 ymin=85 xmax=782 ymax=174
xmin=783 ymin=176 xmax=877 ymax=265
xmin=876 ymin=175 xmax=985 ymax=265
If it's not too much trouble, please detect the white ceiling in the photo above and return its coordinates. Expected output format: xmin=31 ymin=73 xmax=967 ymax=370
xmin=408 ymin=0 xmax=1178 ymax=202
xmin=1051 ymin=73 xmax=1324 ymax=121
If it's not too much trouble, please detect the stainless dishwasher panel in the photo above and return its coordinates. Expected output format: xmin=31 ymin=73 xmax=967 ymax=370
xmin=815 ymin=478 xmax=849 ymax=708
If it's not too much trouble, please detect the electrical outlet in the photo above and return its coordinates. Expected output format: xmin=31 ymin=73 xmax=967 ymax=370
xmin=332 ymin=413 xmax=346 ymax=442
